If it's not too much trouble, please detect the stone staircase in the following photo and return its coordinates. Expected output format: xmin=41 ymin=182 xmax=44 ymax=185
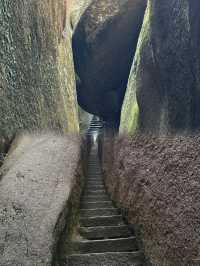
xmin=64 ymin=144 xmax=145 ymax=265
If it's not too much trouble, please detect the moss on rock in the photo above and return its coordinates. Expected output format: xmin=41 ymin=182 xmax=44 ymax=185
xmin=120 ymin=0 xmax=200 ymax=134
xmin=0 ymin=0 xmax=79 ymax=148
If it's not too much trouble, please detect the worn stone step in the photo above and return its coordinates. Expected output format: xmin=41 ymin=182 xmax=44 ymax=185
xmin=84 ymin=190 xmax=106 ymax=196
xmin=86 ymin=178 xmax=102 ymax=181
xmin=86 ymin=185 xmax=104 ymax=190
xmin=80 ymin=208 xmax=118 ymax=217
xmin=80 ymin=215 xmax=123 ymax=227
xmin=88 ymin=172 xmax=102 ymax=174
xmin=81 ymin=201 xmax=113 ymax=209
xmin=86 ymin=182 xmax=103 ymax=185
xmin=81 ymin=197 xmax=109 ymax=204
xmin=87 ymin=178 xmax=102 ymax=181
xmin=64 ymin=252 xmax=143 ymax=266
xmin=87 ymin=175 xmax=102 ymax=178
xmin=82 ymin=196 xmax=109 ymax=203
xmin=84 ymin=188 xmax=106 ymax=193
xmin=82 ymin=195 xmax=109 ymax=201
xmin=86 ymin=181 xmax=103 ymax=185
xmin=88 ymin=171 xmax=102 ymax=173
xmin=79 ymin=225 xmax=132 ymax=240
xmin=71 ymin=237 xmax=138 ymax=254
xmin=86 ymin=181 xmax=103 ymax=184
xmin=88 ymin=175 xmax=102 ymax=177
xmin=86 ymin=184 xmax=104 ymax=188
xmin=89 ymin=126 xmax=103 ymax=129
xmin=86 ymin=181 xmax=104 ymax=186
xmin=87 ymin=177 xmax=102 ymax=180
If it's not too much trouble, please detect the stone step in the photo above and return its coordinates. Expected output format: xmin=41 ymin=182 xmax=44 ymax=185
xmin=79 ymin=225 xmax=132 ymax=240
xmin=88 ymin=176 xmax=102 ymax=178
xmin=89 ymin=125 xmax=103 ymax=128
xmin=82 ymin=195 xmax=109 ymax=201
xmin=80 ymin=215 xmax=123 ymax=227
xmin=86 ymin=180 xmax=104 ymax=186
xmin=81 ymin=201 xmax=113 ymax=209
xmin=88 ymin=174 xmax=102 ymax=176
xmin=81 ymin=196 xmax=109 ymax=203
xmin=86 ymin=185 xmax=104 ymax=188
xmin=88 ymin=171 xmax=102 ymax=173
xmin=86 ymin=185 xmax=104 ymax=190
xmin=87 ymin=180 xmax=102 ymax=183
xmin=80 ymin=208 xmax=118 ymax=217
xmin=87 ymin=178 xmax=103 ymax=181
xmin=64 ymin=252 xmax=143 ymax=266
xmin=86 ymin=182 xmax=103 ymax=186
xmin=86 ymin=181 xmax=103 ymax=184
xmin=71 ymin=237 xmax=138 ymax=254
xmin=87 ymin=177 xmax=102 ymax=180
xmin=84 ymin=190 xmax=106 ymax=196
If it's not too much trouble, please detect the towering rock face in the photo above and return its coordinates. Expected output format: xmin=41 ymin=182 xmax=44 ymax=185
xmin=120 ymin=0 xmax=200 ymax=134
xmin=73 ymin=0 xmax=147 ymax=125
xmin=0 ymin=0 xmax=79 ymax=150
xmin=70 ymin=0 xmax=92 ymax=30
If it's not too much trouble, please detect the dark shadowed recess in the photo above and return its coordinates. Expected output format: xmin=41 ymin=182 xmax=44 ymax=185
xmin=72 ymin=0 xmax=147 ymax=128
xmin=0 ymin=136 xmax=14 ymax=168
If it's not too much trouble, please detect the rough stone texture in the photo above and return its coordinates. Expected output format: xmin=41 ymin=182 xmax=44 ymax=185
xmin=120 ymin=0 xmax=200 ymax=134
xmin=0 ymin=133 xmax=82 ymax=266
xmin=73 ymin=0 xmax=146 ymax=124
xmin=78 ymin=107 xmax=93 ymax=134
xmin=64 ymin=252 xmax=143 ymax=266
xmin=0 ymin=0 xmax=79 ymax=150
xmin=103 ymin=135 xmax=200 ymax=266
xmin=70 ymin=0 xmax=92 ymax=30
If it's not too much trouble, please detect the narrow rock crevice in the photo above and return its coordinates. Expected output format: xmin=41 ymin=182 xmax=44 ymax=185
xmin=52 ymin=159 xmax=85 ymax=266
xmin=0 ymin=136 xmax=14 ymax=169
xmin=58 ymin=119 xmax=147 ymax=266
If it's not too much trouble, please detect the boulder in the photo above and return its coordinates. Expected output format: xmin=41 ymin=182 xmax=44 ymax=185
xmin=103 ymin=135 xmax=200 ymax=266
xmin=0 ymin=133 xmax=83 ymax=266
xmin=73 ymin=0 xmax=147 ymax=124
xmin=0 ymin=0 xmax=79 ymax=151
xmin=120 ymin=0 xmax=200 ymax=134
xmin=70 ymin=0 xmax=93 ymax=30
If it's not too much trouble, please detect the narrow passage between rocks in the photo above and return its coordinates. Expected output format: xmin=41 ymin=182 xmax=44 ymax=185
xmin=64 ymin=119 xmax=146 ymax=266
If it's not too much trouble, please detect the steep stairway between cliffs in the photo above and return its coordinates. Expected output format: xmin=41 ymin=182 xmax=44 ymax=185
xmin=64 ymin=118 xmax=145 ymax=266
